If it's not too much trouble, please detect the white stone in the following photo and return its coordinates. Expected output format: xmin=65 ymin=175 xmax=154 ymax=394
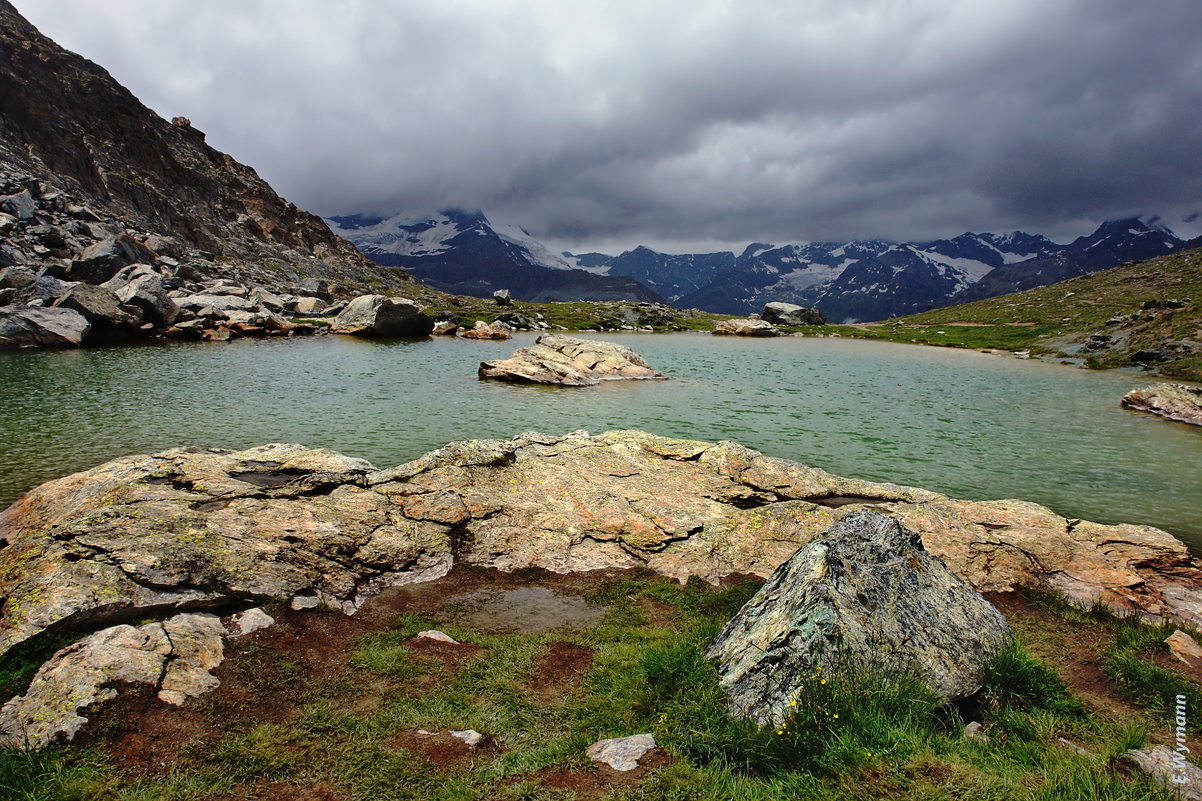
xmin=586 ymin=733 xmax=656 ymax=771
xmin=450 ymin=729 xmax=483 ymax=746
xmin=230 ymin=607 xmax=275 ymax=637
xmin=416 ymin=630 xmax=459 ymax=644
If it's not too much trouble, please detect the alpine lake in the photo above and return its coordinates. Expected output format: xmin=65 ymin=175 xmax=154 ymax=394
xmin=2 ymin=331 xmax=1199 ymax=551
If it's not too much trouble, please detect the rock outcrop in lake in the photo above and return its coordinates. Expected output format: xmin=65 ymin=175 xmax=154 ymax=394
xmin=706 ymin=511 xmax=1010 ymax=724
xmin=712 ymin=318 xmax=781 ymax=336
xmin=478 ymin=335 xmax=668 ymax=385
xmin=1121 ymin=384 xmax=1202 ymax=426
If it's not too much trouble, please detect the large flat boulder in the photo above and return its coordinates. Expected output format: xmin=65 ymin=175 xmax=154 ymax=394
xmin=479 ymin=334 xmax=667 ymax=386
xmin=1122 ymin=384 xmax=1202 ymax=426
xmin=331 ymin=294 xmax=434 ymax=337
xmin=0 ymin=305 xmax=90 ymax=348
xmin=52 ymin=283 xmax=142 ymax=338
xmin=706 ymin=510 xmax=1010 ymax=724
xmin=2 ymin=431 xmax=1201 ymax=672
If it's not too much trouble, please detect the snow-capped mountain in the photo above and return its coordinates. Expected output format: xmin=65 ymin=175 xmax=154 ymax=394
xmin=325 ymin=210 xmax=663 ymax=303
xmin=570 ymin=218 xmax=1185 ymax=321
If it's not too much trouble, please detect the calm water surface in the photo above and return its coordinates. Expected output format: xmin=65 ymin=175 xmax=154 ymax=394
xmin=2 ymin=333 xmax=1199 ymax=549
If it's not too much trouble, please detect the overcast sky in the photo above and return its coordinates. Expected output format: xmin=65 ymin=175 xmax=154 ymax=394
xmin=14 ymin=0 xmax=1202 ymax=254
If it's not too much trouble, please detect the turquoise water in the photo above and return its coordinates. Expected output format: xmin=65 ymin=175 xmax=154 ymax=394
xmin=1 ymin=333 xmax=1199 ymax=549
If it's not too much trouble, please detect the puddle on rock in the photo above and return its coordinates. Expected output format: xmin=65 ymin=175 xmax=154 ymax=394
xmin=443 ymin=586 xmax=610 ymax=633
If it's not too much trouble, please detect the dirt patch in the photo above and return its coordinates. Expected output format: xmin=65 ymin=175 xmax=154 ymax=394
xmin=207 ymin=781 xmax=347 ymax=801
xmin=390 ymin=729 xmax=504 ymax=771
xmin=532 ymin=641 xmax=594 ymax=693
xmin=535 ymin=748 xmax=672 ymax=799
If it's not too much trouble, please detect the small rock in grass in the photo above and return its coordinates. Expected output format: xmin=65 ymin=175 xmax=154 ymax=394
xmin=229 ymin=607 xmax=275 ymax=637
xmin=1166 ymin=630 xmax=1202 ymax=667
xmin=416 ymin=630 xmax=459 ymax=644
xmin=450 ymin=729 xmax=483 ymax=747
xmin=586 ymin=734 xmax=656 ymax=771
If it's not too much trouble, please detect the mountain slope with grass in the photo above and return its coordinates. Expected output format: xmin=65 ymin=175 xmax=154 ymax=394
xmin=817 ymin=244 xmax=1202 ymax=379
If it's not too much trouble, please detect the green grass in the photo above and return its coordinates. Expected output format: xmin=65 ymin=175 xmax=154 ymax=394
xmin=0 ymin=576 xmax=1192 ymax=800
xmin=807 ymin=246 xmax=1202 ymax=378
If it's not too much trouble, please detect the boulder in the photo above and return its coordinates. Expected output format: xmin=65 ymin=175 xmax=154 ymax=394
xmin=289 ymin=296 xmax=327 ymax=315
xmin=331 ymin=294 xmax=434 ymax=337
xmin=493 ymin=288 xmax=513 ymax=306
xmin=495 ymin=312 xmax=537 ymax=330
xmin=52 ymin=284 xmax=142 ymax=339
xmin=103 ymin=265 xmax=178 ymax=327
xmin=0 ymin=265 xmax=36 ymax=291
xmin=142 ymin=234 xmax=184 ymax=258
xmin=706 ymin=510 xmax=1010 ymax=723
xmin=1123 ymin=746 xmax=1202 ymax=800
xmin=176 ymin=293 xmax=257 ymax=316
xmin=461 ymin=320 xmax=512 ymax=340
xmin=66 ymin=235 xmax=156 ymax=284
xmin=761 ymin=302 xmax=826 ymax=326
xmin=0 ymin=189 xmax=36 ymax=220
xmin=0 ymin=305 xmax=91 ymax=348
xmin=1122 ymin=384 xmax=1202 ymax=426
xmin=296 ymin=277 xmax=332 ymax=301
xmin=0 ymin=613 xmax=226 ymax=748
xmin=432 ymin=321 xmax=460 ymax=336
xmin=713 ymin=318 xmax=781 ymax=336
xmin=479 ymin=334 xmax=668 ymax=386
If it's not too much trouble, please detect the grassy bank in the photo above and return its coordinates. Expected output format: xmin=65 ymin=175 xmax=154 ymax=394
xmin=2 ymin=567 xmax=1199 ymax=800
xmin=784 ymin=246 xmax=1202 ymax=380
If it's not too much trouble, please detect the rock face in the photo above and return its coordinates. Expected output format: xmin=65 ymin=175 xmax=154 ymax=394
xmin=331 ymin=294 xmax=435 ymax=337
xmin=706 ymin=511 xmax=1010 ymax=724
xmin=761 ymin=302 xmax=826 ymax=326
xmin=0 ymin=305 xmax=90 ymax=347
xmin=1122 ymin=384 xmax=1202 ymax=426
xmin=712 ymin=318 xmax=781 ymax=336
xmin=478 ymin=335 xmax=668 ymax=386
xmin=0 ymin=613 xmax=226 ymax=748
xmin=1123 ymin=745 xmax=1202 ymax=800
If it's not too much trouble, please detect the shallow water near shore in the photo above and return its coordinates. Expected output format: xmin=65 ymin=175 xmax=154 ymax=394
xmin=1 ymin=332 xmax=1199 ymax=550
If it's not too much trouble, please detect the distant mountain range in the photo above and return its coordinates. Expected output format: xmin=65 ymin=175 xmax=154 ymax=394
xmin=325 ymin=210 xmax=662 ymax=303
xmin=329 ymin=209 xmax=1189 ymax=321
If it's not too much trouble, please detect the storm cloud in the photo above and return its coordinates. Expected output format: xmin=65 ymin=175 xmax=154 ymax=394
xmin=13 ymin=0 xmax=1202 ymax=252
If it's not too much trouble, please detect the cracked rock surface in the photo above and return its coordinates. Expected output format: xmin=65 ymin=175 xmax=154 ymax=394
xmin=2 ymin=430 xmax=1201 ymax=671
xmin=1122 ymin=383 xmax=1202 ymax=426
xmin=0 ymin=613 xmax=225 ymax=748
xmin=706 ymin=511 xmax=1010 ymax=724
xmin=478 ymin=335 xmax=668 ymax=385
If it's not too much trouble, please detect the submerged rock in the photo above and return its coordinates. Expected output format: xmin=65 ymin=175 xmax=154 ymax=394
xmin=712 ymin=318 xmax=781 ymax=336
xmin=1122 ymin=384 xmax=1202 ymax=426
xmin=331 ymin=294 xmax=434 ymax=337
xmin=706 ymin=511 xmax=1009 ymax=724
xmin=479 ymin=334 xmax=667 ymax=386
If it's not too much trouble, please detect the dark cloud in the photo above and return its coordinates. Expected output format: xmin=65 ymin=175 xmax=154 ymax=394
xmin=14 ymin=0 xmax=1202 ymax=251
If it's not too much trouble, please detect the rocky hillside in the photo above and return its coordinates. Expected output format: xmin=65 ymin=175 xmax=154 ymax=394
xmin=843 ymin=244 xmax=1202 ymax=379
xmin=0 ymin=0 xmax=422 ymax=294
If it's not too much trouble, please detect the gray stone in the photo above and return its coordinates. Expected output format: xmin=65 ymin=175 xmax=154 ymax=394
xmin=761 ymin=302 xmax=826 ymax=326
xmin=104 ymin=267 xmax=178 ymax=327
xmin=493 ymin=288 xmax=512 ymax=306
xmin=0 ymin=189 xmax=36 ymax=220
xmin=416 ymin=630 xmax=459 ymax=644
xmin=0 ymin=213 xmax=16 ymax=233
xmin=331 ymin=294 xmax=434 ymax=337
xmin=712 ymin=318 xmax=781 ymax=336
xmin=229 ymin=607 xmax=275 ymax=637
xmin=450 ymin=729 xmax=484 ymax=746
xmin=706 ymin=510 xmax=1010 ymax=725
xmin=1123 ymin=745 xmax=1202 ymax=800
xmin=0 ymin=306 xmax=91 ymax=349
xmin=289 ymin=296 xmax=326 ymax=315
xmin=52 ymin=284 xmax=142 ymax=337
xmin=67 ymin=235 xmax=155 ymax=284
xmin=585 ymin=734 xmax=656 ymax=771
xmin=479 ymin=334 xmax=668 ymax=386
xmin=0 ymin=266 xmax=36 ymax=290
xmin=0 ymin=613 xmax=225 ymax=748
